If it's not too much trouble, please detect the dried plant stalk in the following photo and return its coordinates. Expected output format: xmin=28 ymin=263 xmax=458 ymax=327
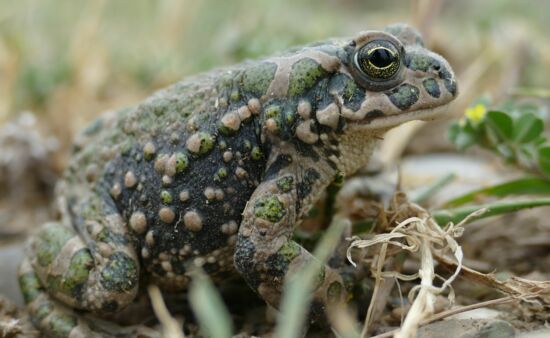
xmin=347 ymin=195 xmax=468 ymax=338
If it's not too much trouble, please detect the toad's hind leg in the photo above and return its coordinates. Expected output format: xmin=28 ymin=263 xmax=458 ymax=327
xmin=18 ymin=194 xmax=144 ymax=337
xmin=19 ymin=258 xmax=161 ymax=338
xmin=19 ymin=257 xmax=102 ymax=337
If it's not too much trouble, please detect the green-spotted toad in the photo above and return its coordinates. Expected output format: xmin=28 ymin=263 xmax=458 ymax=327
xmin=18 ymin=24 xmax=457 ymax=337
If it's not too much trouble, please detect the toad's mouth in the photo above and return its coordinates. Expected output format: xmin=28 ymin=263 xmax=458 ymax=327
xmin=355 ymin=103 xmax=455 ymax=130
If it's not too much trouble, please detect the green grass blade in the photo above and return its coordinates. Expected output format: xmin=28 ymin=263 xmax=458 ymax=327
xmin=433 ymin=198 xmax=550 ymax=225
xmin=189 ymin=270 xmax=233 ymax=338
xmin=442 ymin=177 xmax=550 ymax=207
xmin=275 ymin=216 xmax=349 ymax=338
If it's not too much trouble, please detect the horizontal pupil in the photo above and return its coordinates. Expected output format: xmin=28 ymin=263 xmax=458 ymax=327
xmin=369 ymin=49 xmax=393 ymax=68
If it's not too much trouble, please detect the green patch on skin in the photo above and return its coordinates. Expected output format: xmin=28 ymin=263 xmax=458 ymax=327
xmin=100 ymin=252 xmax=138 ymax=292
xmin=266 ymin=241 xmax=302 ymax=277
xmin=46 ymin=275 xmax=63 ymax=295
xmin=341 ymin=75 xmax=359 ymax=101
xmin=34 ymin=300 xmax=53 ymax=322
xmin=161 ymin=190 xmax=173 ymax=204
xmin=386 ymin=84 xmax=420 ymax=110
xmin=35 ymin=223 xmax=74 ymax=267
xmin=406 ymin=53 xmax=439 ymax=72
xmin=284 ymin=110 xmax=296 ymax=125
xmin=328 ymin=73 xmax=365 ymax=111
xmin=251 ymin=146 xmax=263 ymax=161
xmin=61 ymin=249 xmax=93 ymax=296
xmin=264 ymin=104 xmax=282 ymax=129
xmin=278 ymin=241 xmax=301 ymax=262
xmin=19 ymin=272 xmax=43 ymax=303
xmin=265 ymin=105 xmax=281 ymax=119
xmin=196 ymin=132 xmax=215 ymax=155
xmin=214 ymin=167 xmax=228 ymax=182
xmin=288 ymin=58 xmax=329 ymax=97
xmin=276 ymin=176 xmax=294 ymax=192
xmin=327 ymin=281 xmax=343 ymax=303
xmin=96 ymin=228 xmax=128 ymax=245
xmin=218 ymin=123 xmax=235 ymax=136
xmin=218 ymin=140 xmax=228 ymax=151
xmin=242 ymin=62 xmax=277 ymax=98
xmin=218 ymin=167 xmax=228 ymax=178
xmin=48 ymin=313 xmax=78 ymax=338
xmin=423 ymin=78 xmax=440 ymax=98
xmin=175 ymin=152 xmax=189 ymax=172
xmin=144 ymin=149 xmax=155 ymax=161
xmin=230 ymin=89 xmax=240 ymax=102
xmin=254 ymin=195 xmax=286 ymax=223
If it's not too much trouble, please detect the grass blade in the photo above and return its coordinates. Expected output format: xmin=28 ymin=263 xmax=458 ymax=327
xmin=275 ymin=216 xmax=349 ymax=338
xmin=442 ymin=177 xmax=550 ymax=207
xmin=189 ymin=269 xmax=233 ymax=338
xmin=433 ymin=198 xmax=550 ymax=225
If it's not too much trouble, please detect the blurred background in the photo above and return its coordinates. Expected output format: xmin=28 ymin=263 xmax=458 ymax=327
xmin=1 ymin=1 xmax=549 ymax=335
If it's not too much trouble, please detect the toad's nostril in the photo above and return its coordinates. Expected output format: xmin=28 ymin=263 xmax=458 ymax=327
xmin=433 ymin=64 xmax=441 ymax=71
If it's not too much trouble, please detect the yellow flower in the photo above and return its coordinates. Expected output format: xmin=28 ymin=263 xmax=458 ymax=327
xmin=465 ymin=103 xmax=487 ymax=123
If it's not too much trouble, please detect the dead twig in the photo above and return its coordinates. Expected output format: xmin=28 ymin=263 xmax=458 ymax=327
xmin=434 ymin=253 xmax=550 ymax=306
xmin=347 ymin=193 xmax=492 ymax=338
xmin=348 ymin=194 xmax=469 ymax=338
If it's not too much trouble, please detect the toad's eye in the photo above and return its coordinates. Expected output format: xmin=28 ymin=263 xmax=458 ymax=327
xmin=354 ymin=40 xmax=401 ymax=80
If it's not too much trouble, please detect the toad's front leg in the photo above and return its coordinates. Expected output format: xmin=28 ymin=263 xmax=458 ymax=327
xmin=234 ymin=156 xmax=347 ymax=320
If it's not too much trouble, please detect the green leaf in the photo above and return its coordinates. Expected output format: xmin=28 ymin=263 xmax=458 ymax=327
xmin=443 ymin=177 xmax=550 ymax=207
xmin=538 ymin=146 xmax=550 ymax=176
xmin=433 ymin=198 xmax=550 ymax=225
xmin=189 ymin=270 xmax=233 ymax=338
xmin=485 ymin=110 xmax=514 ymax=141
xmin=514 ymin=113 xmax=544 ymax=143
xmin=448 ymin=123 xmax=478 ymax=151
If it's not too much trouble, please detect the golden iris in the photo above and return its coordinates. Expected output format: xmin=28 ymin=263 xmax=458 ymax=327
xmin=355 ymin=40 xmax=400 ymax=80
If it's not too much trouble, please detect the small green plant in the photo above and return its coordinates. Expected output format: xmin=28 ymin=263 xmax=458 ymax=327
xmin=427 ymin=98 xmax=550 ymax=223
xmin=448 ymin=99 xmax=550 ymax=176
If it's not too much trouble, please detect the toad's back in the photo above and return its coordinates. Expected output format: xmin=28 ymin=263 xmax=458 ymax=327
xmin=63 ymin=68 xmax=269 ymax=288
